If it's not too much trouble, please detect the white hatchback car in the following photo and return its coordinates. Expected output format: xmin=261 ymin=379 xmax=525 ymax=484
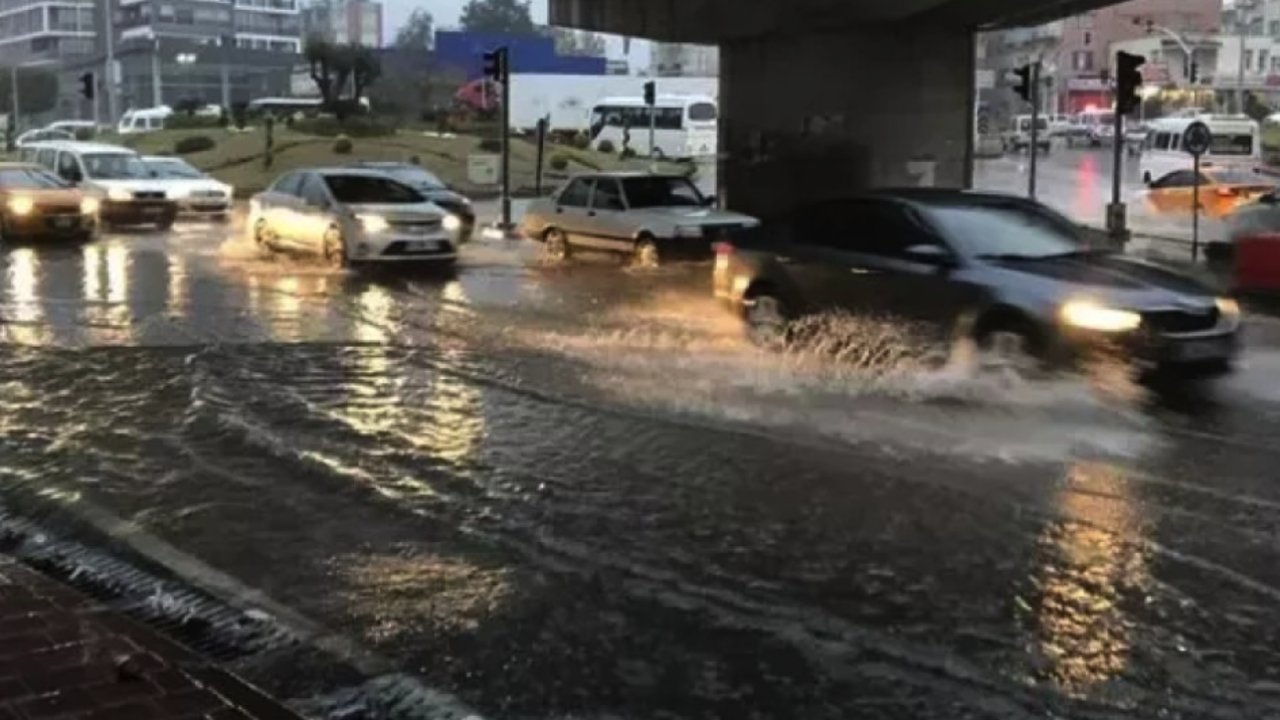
xmin=249 ymin=168 xmax=456 ymax=267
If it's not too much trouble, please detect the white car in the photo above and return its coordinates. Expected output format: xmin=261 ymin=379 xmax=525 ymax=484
xmin=249 ymin=168 xmax=456 ymax=267
xmin=16 ymin=128 xmax=74 ymax=148
xmin=142 ymin=156 xmax=232 ymax=220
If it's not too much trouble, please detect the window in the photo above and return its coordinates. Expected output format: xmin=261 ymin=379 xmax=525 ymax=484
xmin=1272 ymin=56 xmax=1280 ymax=72
xmin=1261 ymin=49 xmax=1271 ymax=73
xmin=1151 ymin=170 xmax=1199 ymax=189
xmin=35 ymin=149 xmax=55 ymax=169
xmin=323 ymin=175 xmax=422 ymax=204
xmin=298 ymin=174 xmax=331 ymax=206
xmin=1083 ymin=31 xmax=1091 ymax=46
xmin=621 ymin=176 xmax=704 ymax=208
xmin=56 ymin=152 xmax=81 ymax=181
xmin=271 ymin=173 xmax=302 ymax=195
xmin=1210 ymin=133 xmax=1255 ymax=155
xmin=1245 ymin=50 xmax=1254 ymax=71
xmin=590 ymin=179 xmax=626 ymax=211
xmin=558 ymin=178 xmax=592 ymax=207
xmin=1072 ymin=51 xmax=1093 ymax=71
xmin=0 ymin=167 xmax=68 ymax=189
xmin=926 ymin=202 xmax=1083 ymax=259
xmin=1271 ymin=20 xmax=1280 ymax=36
xmin=687 ymin=102 xmax=717 ymax=122
xmin=1154 ymin=132 xmax=1172 ymax=150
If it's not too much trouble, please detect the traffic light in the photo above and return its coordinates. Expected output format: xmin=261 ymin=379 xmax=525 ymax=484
xmin=79 ymin=72 xmax=94 ymax=101
xmin=482 ymin=47 xmax=507 ymax=83
xmin=643 ymin=80 xmax=655 ymax=106
xmin=1012 ymin=64 xmax=1033 ymax=103
xmin=1115 ymin=50 xmax=1145 ymax=114
xmin=1188 ymin=60 xmax=1199 ymax=84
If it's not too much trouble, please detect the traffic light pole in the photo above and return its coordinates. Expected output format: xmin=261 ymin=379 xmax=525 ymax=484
xmin=1028 ymin=62 xmax=1040 ymax=200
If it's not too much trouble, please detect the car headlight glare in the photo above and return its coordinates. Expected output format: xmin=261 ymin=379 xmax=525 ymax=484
xmin=675 ymin=225 xmax=703 ymax=238
xmin=358 ymin=214 xmax=389 ymax=233
xmin=443 ymin=214 xmax=461 ymax=232
xmin=7 ymin=196 xmax=33 ymax=216
xmin=1060 ymin=301 xmax=1142 ymax=332
xmin=80 ymin=197 xmax=100 ymax=215
xmin=1216 ymin=297 xmax=1241 ymax=319
xmin=106 ymin=187 xmax=132 ymax=201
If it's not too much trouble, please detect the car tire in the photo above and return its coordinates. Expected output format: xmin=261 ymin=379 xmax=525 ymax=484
xmin=322 ymin=227 xmax=346 ymax=269
xmin=634 ymin=235 xmax=660 ymax=268
xmin=975 ymin=319 xmax=1042 ymax=372
xmin=253 ymin=219 xmax=276 ymax=254
xmin=543 ymin=227 xmax=570 ymax=261
xmin=744 ymin=291 xmax=790 ymax=349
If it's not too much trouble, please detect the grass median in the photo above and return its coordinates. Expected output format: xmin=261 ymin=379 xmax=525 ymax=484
xmin=98 ymin=126 xmax=689 ymax=199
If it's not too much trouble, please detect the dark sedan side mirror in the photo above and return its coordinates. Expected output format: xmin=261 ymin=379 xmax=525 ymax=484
xmin=703 ymin=195 xmax=718 ymax=207
xmin=904 ymin=243 xmax=955 ymax=266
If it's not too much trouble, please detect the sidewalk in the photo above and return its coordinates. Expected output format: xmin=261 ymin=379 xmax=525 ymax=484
xmin=0 ymin=555 xmax=301 ymax=720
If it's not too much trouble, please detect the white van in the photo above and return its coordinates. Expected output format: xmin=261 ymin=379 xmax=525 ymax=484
xmin=19 ymin=141 xmax=178 ymax=229
xmin=1139 ymin=115 xmax=1260 ymax=184
xmin=117 ymin=106 xmax=173 ymax=135
xmin=1002 ymin=115 xmax=1051 ymax=153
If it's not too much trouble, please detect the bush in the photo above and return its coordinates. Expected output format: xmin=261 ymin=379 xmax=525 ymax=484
xmin=571 ymin=131 xmax=590 ymax=150
xmin=333 ymin=135 xmax=354 ymax=154
xmin=478 ymin=137 xmax=502 ymax=152
xmin=619 ymin=146 xmax=637 ymax=160
xmin=548 ymin=152 xmax=570 ymax=171
xmin=174 ymin=135 xmax=216 ymax=154
xmin=292 ymin=115 xmax=395 ymax=138
xmin=597 ymin=139 xmax=616 ymax=154
xmin=166 ymin=114 xmax=221 ymax=130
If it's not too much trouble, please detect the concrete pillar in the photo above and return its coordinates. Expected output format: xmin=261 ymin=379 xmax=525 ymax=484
xmin=718 ymin=24 xmax=975 ymax=217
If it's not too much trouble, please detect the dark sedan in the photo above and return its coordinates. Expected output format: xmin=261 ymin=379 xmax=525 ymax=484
xmin=714 ymin=190 xmax=1242 ymax=376
xmin=349 ymin=161 xmax=475 ymax=243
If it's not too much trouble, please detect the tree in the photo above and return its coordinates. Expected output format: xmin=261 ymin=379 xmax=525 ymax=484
xmin=460 ymin=0 xmax=535 ymax=34
xmin=350 ymin=45 xmax=382 ymax=106
xmin=547 ymin=27 xmax=606 ymax=57
xmin=0 ymin=68 xmax=58 ymax=118
xmin=395 ymin=8 xmax=434 ymax=49
xmin=305 ymin=34 xmax=338 ymax=107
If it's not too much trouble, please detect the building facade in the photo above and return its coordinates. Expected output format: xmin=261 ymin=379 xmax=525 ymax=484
xmin=0 ymin=0 xmax=95 ymax=65
xmin=300 ymin=0 xmax=381 ymax=47
xmin=650 ymin=43 xmax=719 ymax=77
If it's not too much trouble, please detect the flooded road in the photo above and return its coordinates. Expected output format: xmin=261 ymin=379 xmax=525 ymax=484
xmin=4 ymin=221 xmax=1280 ymax=718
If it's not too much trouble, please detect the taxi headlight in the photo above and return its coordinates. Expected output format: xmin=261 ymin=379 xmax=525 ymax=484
xmin=443 ymin=214 xmax=462 ymax=232
xmin=106 ymin=187 xmax=132 ymax=202
xmin=357 ymin=214 xmax=389 ymax=233
xmin=1060 ymin=301 xmax=1142 ymax=333
xmin=80 ymin=197 xmax=99 ymax=215
xmin=7 ymin=196 xmax=33 ymax=216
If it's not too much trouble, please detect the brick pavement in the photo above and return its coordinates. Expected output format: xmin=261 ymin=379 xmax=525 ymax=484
xmin=0 ymin=555 xmax=302 ymax=720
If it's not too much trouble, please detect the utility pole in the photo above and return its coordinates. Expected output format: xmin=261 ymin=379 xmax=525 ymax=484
xmin=151 ymin=37 xmax=163 ymax=107
xmin=1029 ymin=63 xmax=1041 ymax=199
xmin=220 ymin=34 xmax=232 ymax=111
xmin=103 ymin=0 xmax=116 ymax=124
xmin=482 ymin=47 xmax=511 ymax=232
xmin=643 ymin=80 xmax=656 ymax=159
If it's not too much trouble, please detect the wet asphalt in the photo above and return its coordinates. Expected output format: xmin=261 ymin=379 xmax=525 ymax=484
xmin=3 ymin=217 xmax=1280 ymax=719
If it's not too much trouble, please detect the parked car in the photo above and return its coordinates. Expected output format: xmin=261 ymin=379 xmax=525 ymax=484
xmin=19 ymin=141 xmax=177 ymax=230
xmin=521 ymin=172 xmax=759 ymax=265
xmin=347 ymin=161 xmax=474 ymax=243
xmin=141 ymin=156 xmax=233 ymax=220
xmin=0 ymin=162 xmax=98 ymax=243
xmin=15 ymin=128 xmax=74 ymax=148
xmin=714 ymin=189 xmax=1242 ymax=376
xmin=249 ymin=168 xmax=456 ymax=267
xmin=1143 ymin=166 xmax=1277 ymax=219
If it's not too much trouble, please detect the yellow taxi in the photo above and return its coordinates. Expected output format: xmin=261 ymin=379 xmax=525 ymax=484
xmin=0 ymin=162 xmax=98 ymax=242
xmin=1143 ymin=165 xmax=1277 ymax=219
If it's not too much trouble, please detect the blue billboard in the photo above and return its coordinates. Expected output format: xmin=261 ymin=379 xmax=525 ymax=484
xmin=435 ymin=31 xmax=607 ymax=78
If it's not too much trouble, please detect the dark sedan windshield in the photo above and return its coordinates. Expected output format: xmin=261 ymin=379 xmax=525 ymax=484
xmin=928 ymin=202 xmax=1084 ymax=259
xmin=621 ymin=176 xmax=704 ymax=208
xmin=323 ymin=175 xmax=424 ymax=204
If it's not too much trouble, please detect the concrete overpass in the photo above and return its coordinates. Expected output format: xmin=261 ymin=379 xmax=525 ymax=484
xmin=550 ymin=0 xmax=1128 ymax=216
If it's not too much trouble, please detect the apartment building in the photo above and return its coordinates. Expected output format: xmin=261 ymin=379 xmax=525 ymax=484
xmin=0 ymin=0 xmax=95 ymax=64
xmin=301 ymin=0 xmax=382 ymax=47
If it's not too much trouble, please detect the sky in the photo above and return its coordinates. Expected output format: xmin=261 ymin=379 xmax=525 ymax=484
xmin=379 ymin=0 xmax=651 ymax=67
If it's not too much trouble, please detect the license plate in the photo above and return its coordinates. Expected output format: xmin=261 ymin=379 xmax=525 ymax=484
xmin=1173 ymin=338 xmax=1231 ymax=361
xmin=53 ymin=217 xmax=73 ymax=228
xmin=405 ymin=240 xmax=440 ymax=252
xmin=142 ymin=207 xmax=162 ymax=215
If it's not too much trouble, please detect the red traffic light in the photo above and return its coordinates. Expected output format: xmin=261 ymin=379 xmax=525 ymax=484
xmin=79 ymin=72 xmax=94 ymax=101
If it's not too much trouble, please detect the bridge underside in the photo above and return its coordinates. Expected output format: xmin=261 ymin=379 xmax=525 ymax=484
xmin=550 ymin=0 xmax=1125 ymax=216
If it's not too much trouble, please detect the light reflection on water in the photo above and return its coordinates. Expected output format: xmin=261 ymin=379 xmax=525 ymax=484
xmin=1031 ymin=461 xmax=1148 ymax=695
xmin=5 ymin=248 xmax=43 ymax=345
